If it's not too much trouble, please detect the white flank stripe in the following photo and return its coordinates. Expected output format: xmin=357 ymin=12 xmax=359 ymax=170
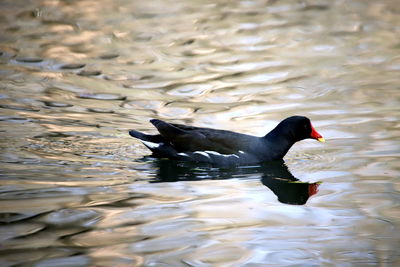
xmin=194 ymin=151 xmax=210 ymax=158
xmin=178 ymin=152 xmax=189 ymax=157
xmin=205 ymin=150 xmax=240 ymax=158
xmin=204 ymin=150 xmax=221 ymax=156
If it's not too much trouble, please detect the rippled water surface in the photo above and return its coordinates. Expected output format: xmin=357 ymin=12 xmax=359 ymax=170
xmin=1 ymin=0 xmax=400 ymax=266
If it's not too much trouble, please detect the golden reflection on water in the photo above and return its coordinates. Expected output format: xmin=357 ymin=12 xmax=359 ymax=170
xmin=1 ymin=0 xmax=400 ymax=266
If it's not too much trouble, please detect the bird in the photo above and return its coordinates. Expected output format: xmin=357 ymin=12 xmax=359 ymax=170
xmin=129 ymin=116 xmax=325 ymax=166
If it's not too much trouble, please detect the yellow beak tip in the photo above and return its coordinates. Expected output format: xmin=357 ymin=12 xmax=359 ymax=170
xmin=317 ymin=137 xmax=325 ymax=143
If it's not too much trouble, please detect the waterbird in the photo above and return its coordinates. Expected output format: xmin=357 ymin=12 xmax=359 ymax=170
xmin=129 ymin=116 xmax=325 ymax=166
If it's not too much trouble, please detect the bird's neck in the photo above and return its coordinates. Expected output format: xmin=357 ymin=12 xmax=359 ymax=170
xmin=262 ymin=128 xmax=296 ymax=160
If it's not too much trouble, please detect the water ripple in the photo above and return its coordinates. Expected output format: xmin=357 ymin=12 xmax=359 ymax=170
xmin=0 ymin=0 xmax=399 ymax=265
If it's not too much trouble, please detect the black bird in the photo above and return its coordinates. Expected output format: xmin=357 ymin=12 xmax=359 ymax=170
xmin=129 ymin=116 xmax=325 ymax=166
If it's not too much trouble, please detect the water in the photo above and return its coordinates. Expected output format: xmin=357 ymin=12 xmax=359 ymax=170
xmin=1 ymin=0 xmax=399 ymax=265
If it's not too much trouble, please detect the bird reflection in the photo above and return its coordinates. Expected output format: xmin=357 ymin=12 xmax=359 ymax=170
xmin=140 ymin=158 xmax=320 ymax=205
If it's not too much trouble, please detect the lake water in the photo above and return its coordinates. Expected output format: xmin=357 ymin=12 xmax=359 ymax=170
xmin=1 ymin=0 xmax=399 ymax=266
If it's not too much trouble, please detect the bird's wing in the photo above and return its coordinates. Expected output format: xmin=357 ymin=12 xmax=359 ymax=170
xmin=151 ymin=119 xmax=253 ymax=154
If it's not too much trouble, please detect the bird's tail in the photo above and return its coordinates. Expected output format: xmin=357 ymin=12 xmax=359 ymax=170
xmin=129 ymin=129 xmax=177 ymax=158
xmin=129 ymin=130 xmax=165 ymax=143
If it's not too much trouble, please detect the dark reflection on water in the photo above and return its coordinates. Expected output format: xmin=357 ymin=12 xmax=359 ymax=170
xmin=149 ymin=158 xmax=319 ymax=205
xmin=1 ymin=0 xmax=400 ymax=265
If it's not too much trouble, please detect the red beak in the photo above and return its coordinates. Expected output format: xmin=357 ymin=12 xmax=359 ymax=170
xmin=308 ymin=183 xmax=320 ymax=197
xmin=310 ymin=124 xmax=325 ymax=142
